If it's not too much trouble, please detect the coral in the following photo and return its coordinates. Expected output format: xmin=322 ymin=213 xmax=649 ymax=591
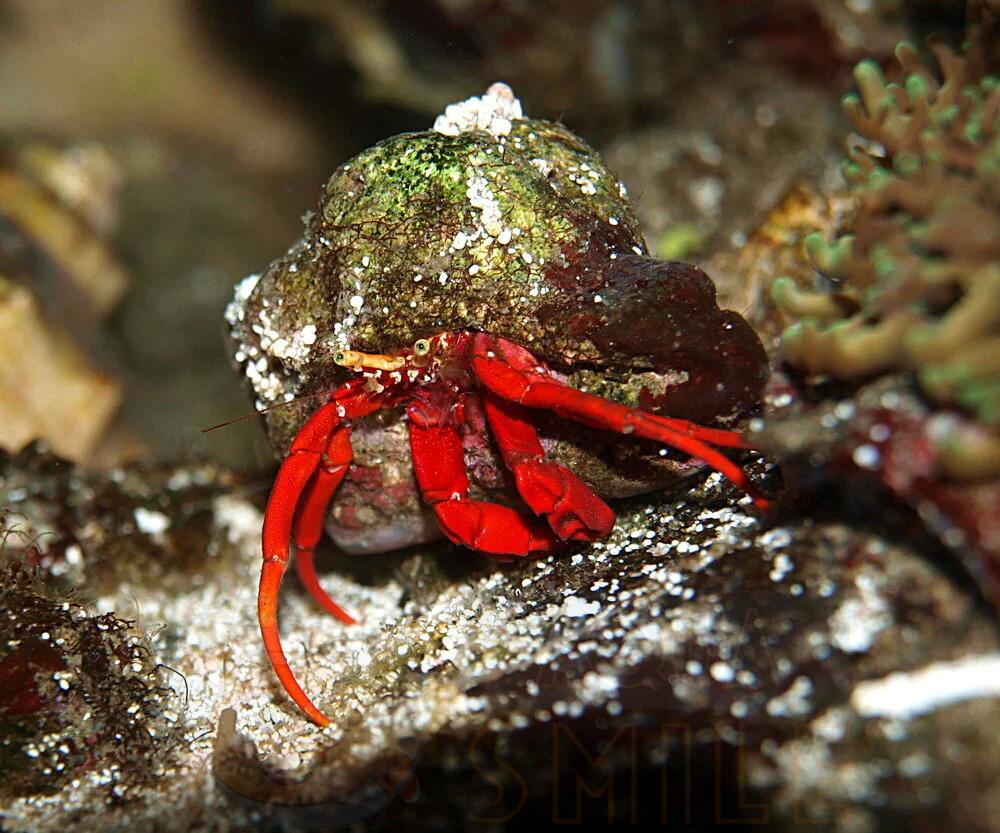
xmin=772 ymin=39 xmax=1000 ymax=477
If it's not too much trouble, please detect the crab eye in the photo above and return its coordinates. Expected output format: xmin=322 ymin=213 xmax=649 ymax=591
xmin=413 ymin=338 xmax=431 ymax=356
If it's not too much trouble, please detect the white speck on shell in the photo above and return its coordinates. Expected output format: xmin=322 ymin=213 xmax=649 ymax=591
xmin=709 ymin=661 xmax=735 ymax=683
xmin=564 ymin=596 xmax=601 ymax=618
xmin=133 ymin=507 xmax=170 ymax=536
xmin=830 ymin=571 xmax=891 ymax=653
xmin=466 ymin=174 xmax=505 ymax=238
xmin=766 ymin=676 xmax=815 ymax=717
xmin=529 ymin=157 xmax=553 ymax=178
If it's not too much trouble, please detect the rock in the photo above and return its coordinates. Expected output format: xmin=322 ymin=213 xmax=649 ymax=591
xmin=751 ymin=375 xmax=1000 ymax=611
xmin=1 ymin=448 xmax=998 ymax=831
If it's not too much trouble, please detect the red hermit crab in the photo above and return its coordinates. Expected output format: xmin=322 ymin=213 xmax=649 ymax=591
xmin=227 ymin=84 xmax=770 ymax=725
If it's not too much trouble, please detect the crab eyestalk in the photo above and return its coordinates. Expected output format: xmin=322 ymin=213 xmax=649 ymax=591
xmin=334 ymin=349 xmax=405 ymax=372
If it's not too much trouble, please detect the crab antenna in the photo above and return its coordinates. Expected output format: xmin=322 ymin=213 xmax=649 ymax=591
xmin=200 ymin=389 xmax=332 ymax=434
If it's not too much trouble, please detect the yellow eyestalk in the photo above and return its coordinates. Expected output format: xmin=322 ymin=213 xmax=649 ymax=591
xmin=334 ymin=348 xmax=405 ymax=371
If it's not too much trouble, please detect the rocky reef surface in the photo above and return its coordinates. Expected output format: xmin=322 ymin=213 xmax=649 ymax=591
xmin=0 ymin=445 xmax=998 ymax=831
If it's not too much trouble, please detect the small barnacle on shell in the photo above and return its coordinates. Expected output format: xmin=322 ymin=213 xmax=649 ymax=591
xmin=432 ymin=81 xmax=524 ymax=138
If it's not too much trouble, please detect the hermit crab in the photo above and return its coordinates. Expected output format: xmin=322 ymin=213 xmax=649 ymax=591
xmin=227 ymin=84 xmax=770 ymax=725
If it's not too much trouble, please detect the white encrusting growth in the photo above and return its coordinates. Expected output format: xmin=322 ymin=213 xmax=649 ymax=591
xmin=223 ymin=273 xmax=260 ymax=326
xmin=829 ymin=571 xmax=891 ymax=653
xmin=262 ymin=319 xmax=318 ymax=363
xmin=850 ymin=653 xmax=1000 ymax=720
xmin=433 ymin=82 xmax=523 ymax=138
xmin=226 ymin=270 xmax=310 ymax=405
xmin=465 ymin=174 xmax=505 ymax=238
xmin=227 ymin=262 xmax=325 ymax=403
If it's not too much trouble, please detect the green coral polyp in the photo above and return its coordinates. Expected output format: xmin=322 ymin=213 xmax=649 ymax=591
xmin=893 ymin=151 xmax=921 ymax=176
xmin=905 ymin=73 xmax=930 ymax=99
xmin=803 ymin=231 xmax=854 ymax=278
xmin=774 ymin=40 xmax=1000 ymax=478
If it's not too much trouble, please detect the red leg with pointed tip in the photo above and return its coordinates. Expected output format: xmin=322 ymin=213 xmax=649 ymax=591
xmin=468 ymin=334 xmax=769 ymax=510
xmin=481 ymin=391 xmax=615 ymax=541
xmin=293 ymin=427 xmax=358 ymax=625
xmin=259 ymin=380 xmax=381 ymax=727
xmin=407 ymin=394 xmax=563 ymax=556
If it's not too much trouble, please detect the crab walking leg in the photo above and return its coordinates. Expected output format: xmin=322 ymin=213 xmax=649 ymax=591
xmin=641 ymin=413 xmax=752 ymax=449
xmin=467 ymin=333 xmax=750 ymax=449
xmin=469 ymin=345 xmax=769 ymax=510
xmin=259 ymin=382 xmax=380 ymax=727
xmin=481 ymin=391 xmax=615 ymax=541
xmin=293 ymin=427 xmax=357 ymax=625
xmin=406 ymin=398 xmax=563 ymax=555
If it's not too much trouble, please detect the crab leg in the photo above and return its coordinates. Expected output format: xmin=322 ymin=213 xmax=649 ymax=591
xmin=407 ymin=396 xmax=563 ymax=556
xmin=293 ymin=428 xmax=357 ymax=625
xmin=259 ymin=380 xmax=380 ymax=727
xmin=481 ymin=391 xmax=615 ymax=541
xmin=639 ymin=413 xmax=752 ymax=449
xmin=468 ymin=336 xmax=769 ymax=509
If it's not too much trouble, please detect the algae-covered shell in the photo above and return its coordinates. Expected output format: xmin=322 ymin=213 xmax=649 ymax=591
xmin=228 ymin=85 xmax=766 ymax=552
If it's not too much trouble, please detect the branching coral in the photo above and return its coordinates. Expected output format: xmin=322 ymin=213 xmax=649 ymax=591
xmin=772 ymin=39 xmax=1000 ymax=478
